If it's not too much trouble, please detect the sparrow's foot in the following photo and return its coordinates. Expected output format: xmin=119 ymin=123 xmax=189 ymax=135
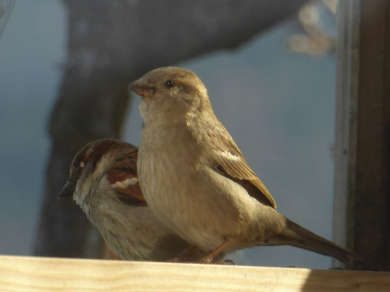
xmin=198 ymin=240 xmax=232 ymax=264
xmin=214 ymin=259 xmax=235 ymax=265
xmin=169 ymin=245 xmax=198 ymax=262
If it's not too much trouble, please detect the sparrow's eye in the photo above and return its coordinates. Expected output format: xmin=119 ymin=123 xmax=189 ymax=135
xmin=165 ymin=80 xmax=175 ymax=88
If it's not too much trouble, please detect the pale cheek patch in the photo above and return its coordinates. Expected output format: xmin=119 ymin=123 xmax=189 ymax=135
xmin=112 ymin=178 xmax=138 ymax=189
xmin=74 ymin=179 xmax=93 ymax=216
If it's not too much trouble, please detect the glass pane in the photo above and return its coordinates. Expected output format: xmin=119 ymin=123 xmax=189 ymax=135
xmin=0 ymin=0 xmax=342 ymax=269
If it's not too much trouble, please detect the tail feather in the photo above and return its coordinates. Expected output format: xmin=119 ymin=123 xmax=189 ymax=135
xmin=266 ymin=217 xmax=355 ymax=265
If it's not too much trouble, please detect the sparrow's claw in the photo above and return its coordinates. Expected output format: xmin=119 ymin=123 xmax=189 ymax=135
xmin=169 ymin=245 xmax=198 ymax=262
xmin=198 ymin=240 xmax=232 ymax=264
xmin=218 ymin=259 xmax=235 ymax=265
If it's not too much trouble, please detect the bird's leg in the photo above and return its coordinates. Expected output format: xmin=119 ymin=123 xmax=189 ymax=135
xmin=104 ymin=247 xmax=121 ymax=260
xmin=199 ymin=240 xmax=232 ymax=264
xmin=170 ymin=245 xmax=198 ymax=262
xmin=213 ymin=258 xmax=236 ymax=265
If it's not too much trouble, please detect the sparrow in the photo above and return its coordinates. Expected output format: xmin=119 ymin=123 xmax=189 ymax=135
xmin=130 ymin=66 xmax=355 ymax=264
xmin=59 ymin=139 xmax=206 ymax=262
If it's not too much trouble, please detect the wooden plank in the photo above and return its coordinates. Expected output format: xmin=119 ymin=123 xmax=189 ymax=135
xmin=333 ymin=0 xmax=361 ymax=268
xmin=354 ymin=0 xmax=390 ymax=271
xmin=383 ymin=0 xmax=390 ymax=271
xmin=334 ymin=0 xmax=390 ymax=270
xmin=0 ymin=256 xmax=389 ymax=292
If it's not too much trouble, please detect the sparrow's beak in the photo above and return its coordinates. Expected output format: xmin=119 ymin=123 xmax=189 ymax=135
xmin=129 ymin=79 xmax=155 ymax=98
xmin=58 ymin=179 xmax=76 ymax=199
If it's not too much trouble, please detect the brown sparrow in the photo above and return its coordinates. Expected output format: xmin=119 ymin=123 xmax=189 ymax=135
xmin=130 ymin=66 xmax=355 ymax=264
xmin=59 ymin=139 xmax=205 ymax=262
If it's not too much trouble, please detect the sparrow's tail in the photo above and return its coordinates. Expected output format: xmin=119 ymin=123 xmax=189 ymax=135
xmin=265 ymin=217 xmax=355 ymax=265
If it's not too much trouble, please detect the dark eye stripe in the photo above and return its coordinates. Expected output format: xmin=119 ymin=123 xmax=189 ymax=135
xmin=72 ymin=147 xmax=90 ymax=169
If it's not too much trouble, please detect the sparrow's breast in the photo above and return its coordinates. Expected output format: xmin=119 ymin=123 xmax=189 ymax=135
xmin=138 ymin=125 xmax=251 ymax=251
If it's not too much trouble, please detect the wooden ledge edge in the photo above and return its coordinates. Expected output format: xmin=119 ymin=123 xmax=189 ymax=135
xmin=0 ymin=255 xmax=389 ymax=291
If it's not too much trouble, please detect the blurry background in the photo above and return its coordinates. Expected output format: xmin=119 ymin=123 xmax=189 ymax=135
xmin=0 ymin=0 xmax=339 ymax=268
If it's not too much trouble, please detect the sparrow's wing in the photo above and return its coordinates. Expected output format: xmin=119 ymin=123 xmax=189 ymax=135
xmin=106 ymin=151 xmax=147 ymax=207
xmin=208 ymin=125 xmax=277 ymax=208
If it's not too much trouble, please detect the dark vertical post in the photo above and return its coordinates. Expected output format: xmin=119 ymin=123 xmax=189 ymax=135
xmin=334 ymin=0 xmax=390 ymax=270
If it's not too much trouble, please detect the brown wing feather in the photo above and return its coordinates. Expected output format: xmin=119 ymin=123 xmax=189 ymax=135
xmin=207 ymin=124 xmax=277 ymax=209
xmin=106 ymin=150 xmax=147 ymax=207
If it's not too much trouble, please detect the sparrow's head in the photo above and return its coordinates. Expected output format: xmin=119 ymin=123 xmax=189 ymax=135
xmin=130 ymin=66 xmax=211 ymax=123
xmin=59 ymin=139 xmax=138 ymax=211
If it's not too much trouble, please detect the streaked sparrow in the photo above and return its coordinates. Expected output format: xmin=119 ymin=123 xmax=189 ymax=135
xmin=59 ymin=139 xmax=205 ymax=262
